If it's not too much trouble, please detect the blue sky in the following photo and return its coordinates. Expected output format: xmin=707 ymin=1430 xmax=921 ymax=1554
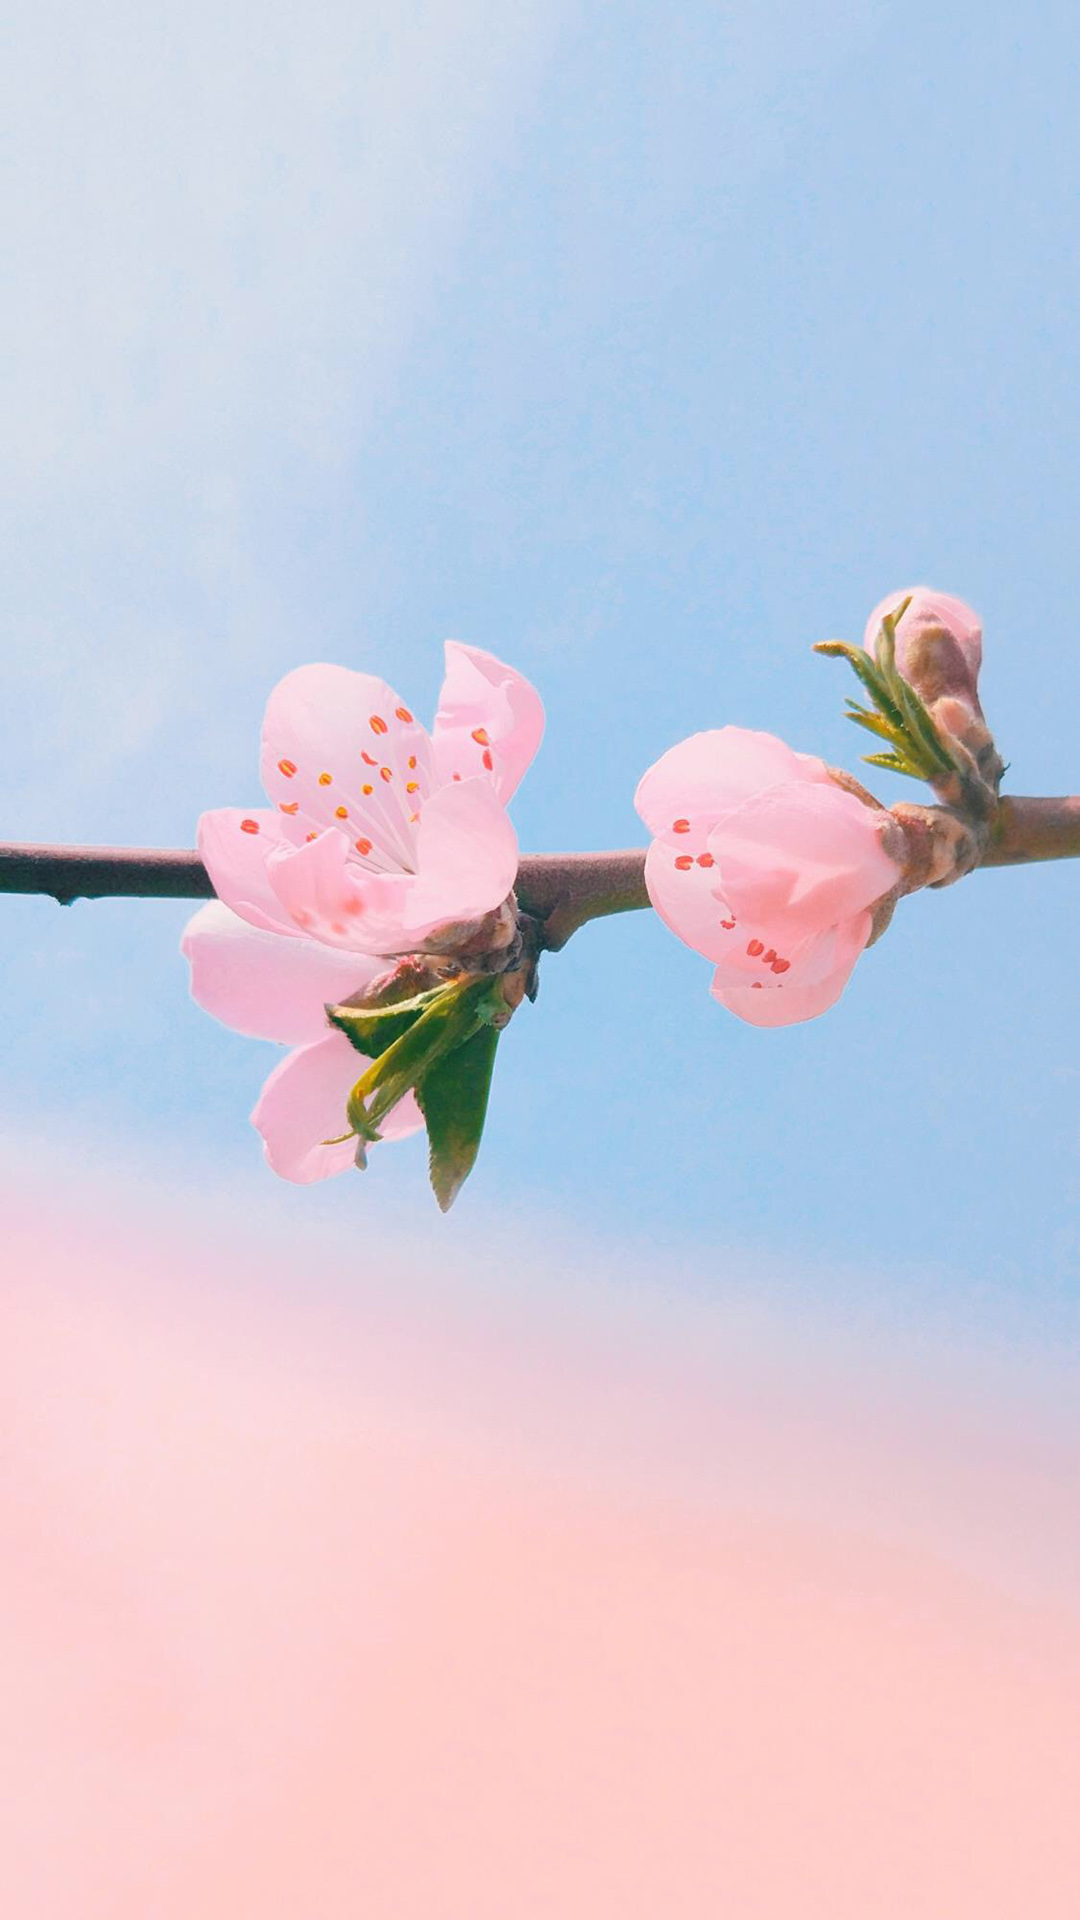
xmin=5 ymin=0 xmax=1080 ymax=1341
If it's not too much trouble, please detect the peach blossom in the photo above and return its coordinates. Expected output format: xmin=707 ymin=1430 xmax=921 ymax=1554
xmin=636 ymin=727 xmax=902 ymax=1026
xmin=183 ymin=642 xmax=544 ymax=1180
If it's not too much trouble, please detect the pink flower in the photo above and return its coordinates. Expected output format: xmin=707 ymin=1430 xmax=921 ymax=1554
xmin=198 ymin=643 xmax=543 ymax=956
xmin=183 ymin=643 xmax=544 ymax=1181
xmin=635 ymin=728 xmax=903 ymax=1027
xmin=865 ymin=587 xmax=983 ymax=715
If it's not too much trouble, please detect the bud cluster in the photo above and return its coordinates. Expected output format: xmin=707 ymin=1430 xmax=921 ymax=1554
xmin=864 ymin=589 xmax=1005 ymax=806
xmin=815 ymin=589 xmax=1003 ymax=828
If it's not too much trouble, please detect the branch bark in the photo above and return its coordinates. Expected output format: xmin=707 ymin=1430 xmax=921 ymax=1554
xmin=977 ymin=795 xmax=1080 ymax=867
xmin=0 ymin=793 xmax=1075 ymax=947
xmin=0 ymin=840 xmax=651 ymax=944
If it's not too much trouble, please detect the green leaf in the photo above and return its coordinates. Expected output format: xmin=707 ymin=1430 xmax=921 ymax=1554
xmin=860 ymin=751 xmax=923 ymax=778
xmin=846 ymin=709 xmax=937 ymax=780
xmin=328 ymin=987 xmax=446 ymax=1060
xmin=872 ymin=607 xmax=900 ymax=678
xmin=415 ymin=1023 xmax=500 ymax=1212
xmin=345 ymin=974 xmax=498 ymax=1141
xmin=844 ymin=704 xmax=912 ymax=751
xmin=814 ymin=640 xmax=907 ymax=734
xmin=819 ymin=610 xmax=967 ymax=790
xmin=874 ymin=606 xmax=959 ymax=777
xmin=892 ymin=673 xmax=957 ymax=778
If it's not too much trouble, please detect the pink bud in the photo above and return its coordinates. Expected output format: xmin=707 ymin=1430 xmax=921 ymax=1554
xmin=865 ymin=587 xmax=1003 ymax=796
xmin=634 ymin=727 xmax=904 ymax=1028
xmin=864 ymin=588 xmax=983 ymax=714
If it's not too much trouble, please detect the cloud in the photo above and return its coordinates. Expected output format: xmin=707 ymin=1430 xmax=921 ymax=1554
xmin=3 ymin=0 xmax=564 ymax=820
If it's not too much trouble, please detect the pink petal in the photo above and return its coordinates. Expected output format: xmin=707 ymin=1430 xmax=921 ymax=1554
xmin=865 ymin=587 xmax=982 ymax=673
xmin=197 ymin=807 xmax=303 ymax=935
xmin=267 ymin=827 xmax=366 ymax=935
xmin=260 ymin=664 xmax=433 ymax=871
xmin=709 ymin=782 xmax=900 ymax=943
xmin=181 ymin=901 xmax=384 ymax=1044
xmin=710 ymin=912 xmax=871 ymax=1028
xmin=864 ymin=588 xmax=984 ymax=712
xmin=634 ymin=728 xmax=830 ymax=838
xmin=266 ymin=827 xmax=434 ymax=957
xmin=431 ymin=642 xmax=545 ymax=803
xmin=400 ymin=776 xmax=518 ymax=941
xmin=378 ymin=1089 xmax=424 ymax=1141
xmin=643 ymin=819 xmax=739 ymax=965
xmin=252 ymin=1032 xmax=423 ymax=1184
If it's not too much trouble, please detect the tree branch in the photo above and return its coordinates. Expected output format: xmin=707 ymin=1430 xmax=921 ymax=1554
xmin=0 ymin=844 xmax=216 ymax=906
xmin=513 ymin=852 xmax=650 ymax=948
xmin=0 ymin=794 xmax=1075 ymax=948
xmin=0 ymin=840 xmax=650 ymax=944
xmin=977 ymin=795 xmax=1080 ymax=867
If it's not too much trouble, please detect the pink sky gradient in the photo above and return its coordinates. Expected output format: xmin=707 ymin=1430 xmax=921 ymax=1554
xmin=3 ymin=1171 xmax=1079 ymax=1917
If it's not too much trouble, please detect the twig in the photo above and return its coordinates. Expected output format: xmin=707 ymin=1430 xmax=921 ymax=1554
xmin=0 ymin=841 xmax=650 ymax=945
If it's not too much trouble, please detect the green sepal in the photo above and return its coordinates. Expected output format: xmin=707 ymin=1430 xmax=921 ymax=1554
xmin=415 ymin=1022 xmax=500 ymax=1212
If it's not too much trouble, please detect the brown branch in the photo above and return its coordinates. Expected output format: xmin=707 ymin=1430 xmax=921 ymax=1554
xmin=512 ymin=852 xmax=650 ymax=948
xmin=0 ymin=794 xmax=1074 ymax=947
xmin=0 ymin=844 xmax=216 ymax=905
xmin=0 ymin=840 xmax=650 ymax=944
xmin=977 ymin=795 xmax=1080 ymax=867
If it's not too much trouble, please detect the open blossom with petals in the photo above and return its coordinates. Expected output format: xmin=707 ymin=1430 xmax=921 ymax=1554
xmin=199 ymin=643 xmax=543 ymax=957
xmin=182 ymin=643 xmax=544 ymax=1182
xmin=635 ymin=727 xmax=903 ymax=1028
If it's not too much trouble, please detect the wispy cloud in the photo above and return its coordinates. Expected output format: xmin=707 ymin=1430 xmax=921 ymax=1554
xmin=4 ymin=0 xmax=564 ymax=819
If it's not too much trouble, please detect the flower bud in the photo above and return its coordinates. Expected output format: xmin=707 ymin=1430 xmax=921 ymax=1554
xmin=634 ymin=726 xmax=905 ymax=1027
xmin=864 ymin=588 xmax=983 ymax=712
xmin=865 ymin=588 xmax=1002 ymax=797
